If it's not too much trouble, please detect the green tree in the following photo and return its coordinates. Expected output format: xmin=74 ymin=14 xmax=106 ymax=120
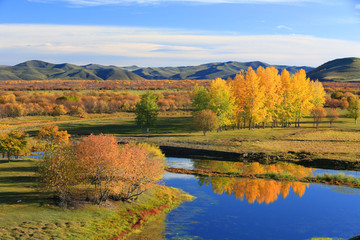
xmin=348 ymin=97 xmax=360 ymax=125
xmin=192 ymin=85 xmax=210 ymax=112
xmin=135 ymin=92 xmax=159 ymax=132
xmin=208 ymin=78 xmax=235 ymax=130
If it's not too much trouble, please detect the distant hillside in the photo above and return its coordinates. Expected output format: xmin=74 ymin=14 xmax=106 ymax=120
xmin=0 ymin=60 xmax=315 ymax=81
xmin=0 ymin=60 xmax=145 ymax=81
xmin=307 ymin=57 xmax=360 ymax=82
xmin=121 ymin=61 xmax=314 ymax=80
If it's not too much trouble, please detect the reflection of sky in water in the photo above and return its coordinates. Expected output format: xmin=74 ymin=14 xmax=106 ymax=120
xmin=313 ymin=168 xmax=360 ymax=177
xmin=163 ymin=172 xmax=195 ymax=180
xmin=166 ymin=157 xmax=195 ymax=170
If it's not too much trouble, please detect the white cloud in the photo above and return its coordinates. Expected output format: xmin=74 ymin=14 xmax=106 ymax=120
xmin=277 ymin=25 xmax=293 ymax=31
xmin=29 ymin=0 xmax=326 ymax=6
xmin=0 ymin=24 xmax=359 ymax=67
xmin=356 ymin=4 xmax=360 ymax=9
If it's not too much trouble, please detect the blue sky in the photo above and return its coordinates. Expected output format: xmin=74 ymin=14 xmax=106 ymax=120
xmin=0 ymin=0 xmax=359 ymax=67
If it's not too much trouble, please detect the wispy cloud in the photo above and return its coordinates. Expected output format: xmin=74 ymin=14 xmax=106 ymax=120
xmin=29 ymin=0 xmax=326 ymax=7
xmin=277 ymin=25 xmax=293 ymax=31
xmin=356 ymin=4 xmax=360 ymax=9
xmin=0 ymin=24 xmax=359 ymax=67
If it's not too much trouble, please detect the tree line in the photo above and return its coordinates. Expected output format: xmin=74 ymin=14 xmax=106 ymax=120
xmin=191 ymin=66 xmax=360 ymax=134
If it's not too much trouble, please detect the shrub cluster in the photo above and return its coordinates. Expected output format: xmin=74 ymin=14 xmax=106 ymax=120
xmin=38 ymin=134 xmax=165 ymax=206
xmin=0 ymin=90 xmax=192 ymax=118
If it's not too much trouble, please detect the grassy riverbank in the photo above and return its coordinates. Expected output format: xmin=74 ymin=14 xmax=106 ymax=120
xmin=0 ymin=158 xmax=194 ymax=239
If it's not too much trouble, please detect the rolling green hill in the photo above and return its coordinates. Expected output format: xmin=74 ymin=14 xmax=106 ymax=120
xmin=307 ymin=57 xmax=360 ymax=82
xmin=125 ymin=61 xmax=313 ymax=80
xmin=0 ymin=59 xmax=316 ymax=81
xmin=0 ymin=60 xmax=146 ymax=81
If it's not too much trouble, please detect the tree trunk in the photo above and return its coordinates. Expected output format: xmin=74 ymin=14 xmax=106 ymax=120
xmin=203 ymin=131 xmax=207 ymax=136
xmin=146 ymin=127 xmax=150 ymax=133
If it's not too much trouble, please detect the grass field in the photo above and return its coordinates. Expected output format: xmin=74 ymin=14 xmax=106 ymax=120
xmin=0 ymin=158 xmax=192 ymax=239
xmin=1 ymin=110 xmax=359 ymax=163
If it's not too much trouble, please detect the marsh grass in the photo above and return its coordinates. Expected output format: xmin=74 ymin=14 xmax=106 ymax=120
xmin=309 ymin=173 xmax=360 ymax=186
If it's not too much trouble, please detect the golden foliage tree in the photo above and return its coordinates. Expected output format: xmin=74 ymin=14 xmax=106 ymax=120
xmin=38 ymin=144 xmax=79 ymax=207
xmin=228 ymin=67 xmax=325 ymax=129
xmin=0 ymin=130 xmax=28 ymax=162
xmin=37 ymin=125 xmax=70 ymax=150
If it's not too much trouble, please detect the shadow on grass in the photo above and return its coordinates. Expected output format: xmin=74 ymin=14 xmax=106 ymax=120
xmin=0 ymin=166 xmax=37 ymax=173
xmin=54 ymin=116 xmax=195 ymax=136
xmin=0 ymin=176 xmax=38 ymax=184
xmin=0 ymin=191 xmax=51 ymax=205
xmin=0 ymin=159 xmax=35 ymax=164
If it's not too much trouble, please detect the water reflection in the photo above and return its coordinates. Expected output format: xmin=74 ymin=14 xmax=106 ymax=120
xmin=194 ymin=161 xmax=313 ymax=179
xmin=167 ymin=157 xmax=360 ymax=178
xmin=158 ymin=158 xmax=360 ymax=239
xmin=197 ymin=176 xmax=309 ymax=204
xmin=167 ymin=157 xmax=313 ymax=179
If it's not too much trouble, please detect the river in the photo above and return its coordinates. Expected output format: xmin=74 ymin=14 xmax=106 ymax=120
xmin=129 ymin=157 xmax=360 ymax=240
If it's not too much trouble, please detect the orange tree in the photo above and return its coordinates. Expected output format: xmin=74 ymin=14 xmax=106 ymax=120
xmin=193 ymin=109 xmax=219 ymax=136
xmin=311 ymin=107 xmax=327 ymax=128
xmin=327 ymin=108 xmax=339 ymax=128
xmin=76 ymin=134 xmax=121 ymax=204
xmin=111 ymin=142 xmax=165 ymax=202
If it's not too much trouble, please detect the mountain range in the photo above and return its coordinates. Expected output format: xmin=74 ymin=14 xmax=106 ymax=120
xmin=120 ymin=61 xmax=314 ymax=80
xmin=0 ymin=61 xmax=145 ymax=81
xmin=0 ymin=57 xmax=359 ymax=81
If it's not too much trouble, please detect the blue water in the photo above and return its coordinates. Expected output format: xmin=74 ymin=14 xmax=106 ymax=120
xmin=0 ymin=152 xmax=44 ymax=159
xmin=163 ymin=157 xmax=360 ymax=240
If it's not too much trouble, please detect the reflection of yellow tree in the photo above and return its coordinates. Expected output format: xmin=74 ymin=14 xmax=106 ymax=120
xmin=193 ymin=160 xmax=313 ymax=180
xmin=197 ymin=176 xmax=309 ymax=204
